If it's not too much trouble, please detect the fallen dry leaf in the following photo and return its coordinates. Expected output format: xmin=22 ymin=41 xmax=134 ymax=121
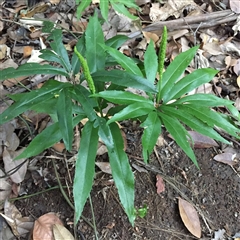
xmin=33 ymin=212 xmax=63 ymax=240
xmin=0 ymin=169 xmax=12 ymax=209
xmin=156 ymin=174 xmax=165 ymax=194
xmin=53 ymin=224 xmax=74 ymax=240
xmin=3 ymin=148 xmax=28 ymax=184
xmin=187 ymin=131 xmax=219 ymax=148
xmin=178 ymin=197 xmax=201 ymax=238
xmin=213 ymin=152 xmax=237 ymax=166
xmin=95 ymin=162 xmax=112 ymax=174
xmin=3 ymin=200 xmax=33 ymax=237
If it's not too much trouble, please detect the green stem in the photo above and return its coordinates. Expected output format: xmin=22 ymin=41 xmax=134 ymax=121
xmin=156 ymin=26 xmax=167 ymax=104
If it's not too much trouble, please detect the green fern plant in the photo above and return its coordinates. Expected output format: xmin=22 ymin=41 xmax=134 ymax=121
xmin=0 ymin=16 xmax=239 ymax=227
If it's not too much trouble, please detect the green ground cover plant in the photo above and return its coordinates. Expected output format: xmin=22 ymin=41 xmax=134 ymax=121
xmin=0 ymin=13 xmax=239 ymax=226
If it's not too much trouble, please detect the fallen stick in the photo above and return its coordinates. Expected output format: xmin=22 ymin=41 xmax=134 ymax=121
xmin=129 ymin=10 xmax=239 ymax=38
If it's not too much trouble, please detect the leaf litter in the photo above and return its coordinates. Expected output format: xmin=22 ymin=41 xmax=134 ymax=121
xmin=0 ymin=0 xmax=240 ymax=239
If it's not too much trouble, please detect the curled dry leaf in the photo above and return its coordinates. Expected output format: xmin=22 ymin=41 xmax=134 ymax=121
xmin=33 ymin=212 xmax=63 ymax=240
xmin=156 ymin=174 xmax=165 ymax=194
xmin=178 ymin=197 xmax=201 ymax=238
xmin=3 ymin=200 xmax=34 ymax=237
xmin=53 ymin=224 xmax=74 ymax=240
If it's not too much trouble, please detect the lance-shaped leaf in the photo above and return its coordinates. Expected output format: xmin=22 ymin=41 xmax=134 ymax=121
xmin=160 ymin=105 xmax=230 ymax=144
xmin=16 ymin=115 xmax=84 ymax=160
xmin=100 ymin=0 xmax=110 ymax=22
xmin=92 ymin=90 xmax=152 ymax=105
xmin=57 ymin=88 xmax=73 ymax=151
xmin=144 ymin=40 xmax=158 ymax=83
xmin=0 ymin=63 xmax=69 ymax=81
xmin=141 ymin=111 xmax=162 ymax=163
xmin=73 ymin=85 xmax=98 ymax=122
xmin=0 ymin=80 xmax=71 ymax=125
xmin=92 ymin=70 xmax=156 ymax=93
xmin=160 ymin=46 xmax=199 ymax=96
xmin=163 ymin=68 xmax=218 ymax=103
xmin=76 ymin=0 xmax=91 ymax=18
xmin=111 ymin=2 xmax=138 ymax=20
xmin=105 ymin=35 xmax=129 ymax=49
xmin=102 ymin=45 xmax=143 ymax=76
xmin=74 ymin=121 xmax=99 ymax=224
xmin=158 ymin=112 xmax=198 ymax=167
xmin=177 ymin=104 xmax=240 ymax=138
xmin=85 ymin=13 xmax=105 ymax=73
xmin=108 ymin=102 xmax=155 ymax=124
xmin=98 ymin=120 xmax=135 ymax=225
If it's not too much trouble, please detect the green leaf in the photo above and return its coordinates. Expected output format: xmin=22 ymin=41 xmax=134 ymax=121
xmin=144 ymin=40 xmax=158 ymax=83
xmin=172 ymin=93 xmax=235 ymax=107
xmin=92 ymin=70 xmax=156 ymax=93
xmin=92 ymin=90 xmax=152 ymax=105
xmin=71 ymin=34 xmax=85 ymax=75
xmin=15 ymin=115 xmax=84 ymax=160
xmin=0 ymin=80 xmax=71 ymax=124
xmin=100 ymin=0 xmax=109 ymax=21
xmin=74 ymin=121 xmax=99 ymax=224
xmin=85 ymin=13 xmax=106 ymax=73
xmin=161 ymin=46 xmax=199 ymax=97
xmin=46 ymin=29 xmax=72 ymax=73
xmin=73 ymin=85 xmax=98 ymax=122
xmin=0 ymin=63 xmax=69 ymax=81
xmin=111 ymin=0 xmax=140 ymax=9
xmin=163 ymin=68 xmax=218 ymax=103
xmin=177 ymin=104 xmax=240 ymax=138
xmin=140 ymin=112 xmax=161 ymax=163
xmin=108 ymin=102 xmax=155 ymax=124
xmin=57 ymin=88 xmax=73 ymax=151
xmin=98 ymin=120 xmax=135 ymax=225
xmin=158 ymin=112 xmax=198 ymax=167
xmin=160 ymin=105 xmax=230 ymax=144
xmin=102 ymin=45 xmax=143 ymax=76
xmin=76 ymin=0 xmax=92 ymax=18
xmin=111 ymin=2 xmax=138 ymax=20
xmin=105 ymin=35 xmax=129 ymax=49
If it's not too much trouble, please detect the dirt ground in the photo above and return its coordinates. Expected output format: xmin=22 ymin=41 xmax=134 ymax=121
xmin=15 ymin=121 xmax=240 ymax=240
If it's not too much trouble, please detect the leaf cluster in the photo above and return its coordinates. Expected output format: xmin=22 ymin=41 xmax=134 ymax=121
xmin=0 ymin=14 xmax=239 ymax=226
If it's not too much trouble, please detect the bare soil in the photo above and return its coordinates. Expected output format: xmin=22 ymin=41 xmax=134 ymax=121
xmin=15 ymin=121 xmax=240 ymax=240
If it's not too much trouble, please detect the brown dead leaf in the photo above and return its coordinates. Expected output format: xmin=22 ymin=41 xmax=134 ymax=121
xmin=33 ymin=212 xmax=63 ymax=240
xmin=188 ymin=131 xmax=218 ymax=148
xmin=23 ymin=46 xmax=34 ymax=58
xmin=213 ymin=153 xmax=237 ymax=166
xmin=178 ymin=197 xmax=201 ymax=238
xmin=0 ymin=169 xmax=12 ymax=210
xmin=53 ymin=224 xmax=74 ymax=240
xmin=3 ymin=200 xmax=33 ymax=237
xmin=3 ymin=148 xmax=28 ymax=184
xmin=156 ymin=174 xmax=165 ymax=194
xmin=52 ymin=142 xmax=65 ymax=153
xmin=149 ymin=0 xmax=196 ymax=22
xmin=95 ymin=162 xmax=112 ymax=174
